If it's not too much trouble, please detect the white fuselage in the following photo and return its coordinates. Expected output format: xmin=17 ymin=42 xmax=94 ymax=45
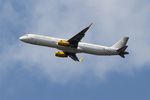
xmin=19 ymin=34 xmax=118 ymax=56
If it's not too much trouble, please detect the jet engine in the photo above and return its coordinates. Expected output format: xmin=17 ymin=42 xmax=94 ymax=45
xmin=58 ymin=40 xmax=70 ymax=47
xmin=55 ymin=51 xmax=68 ymax=57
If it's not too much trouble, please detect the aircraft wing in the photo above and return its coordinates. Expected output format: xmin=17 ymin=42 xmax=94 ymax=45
xmin=68 ymin=23 xmax=92 ymax=48
xmin=68 ymin=53 xmax=80 ymax=61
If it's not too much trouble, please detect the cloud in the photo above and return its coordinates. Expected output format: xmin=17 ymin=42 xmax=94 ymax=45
xmin=0 ymin=0 xmax=150 ymax=84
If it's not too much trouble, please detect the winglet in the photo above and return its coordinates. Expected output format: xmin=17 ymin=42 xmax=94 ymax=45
xmin=79 ymin=57 xmax=84 ymax=62
xmin=88 ymin=23 xmax=93 ymax=28
xmin=82 ymin=23 xmax=93 ymax=32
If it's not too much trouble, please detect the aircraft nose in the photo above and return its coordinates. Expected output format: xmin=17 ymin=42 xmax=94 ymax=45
xmin=19 ymin=35 xmax=28 ymax=42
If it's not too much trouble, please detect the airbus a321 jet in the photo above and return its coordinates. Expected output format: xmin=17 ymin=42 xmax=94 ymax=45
xmin=19 ymin=24 xmax=129 ymax=61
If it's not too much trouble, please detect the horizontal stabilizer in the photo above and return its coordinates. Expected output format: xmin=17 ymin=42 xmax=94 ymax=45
xmin=117 ymin=46 xmax=129 ymax=58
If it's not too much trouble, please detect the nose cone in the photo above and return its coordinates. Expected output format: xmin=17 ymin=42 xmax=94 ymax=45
xmin=19 ymin=35 xmax=28 ymax=42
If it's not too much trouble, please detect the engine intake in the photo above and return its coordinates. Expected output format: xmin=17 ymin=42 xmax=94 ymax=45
xmin=58 ymin=40 xmax=70 ymax=47
xmin=55 ymin=51 xmax=68 ymax=57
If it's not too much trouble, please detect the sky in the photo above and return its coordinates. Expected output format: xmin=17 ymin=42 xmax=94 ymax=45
xmin=0 ymin=0 xmax=150 ymax=100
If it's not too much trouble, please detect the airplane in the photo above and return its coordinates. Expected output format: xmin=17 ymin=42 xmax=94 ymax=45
xmin=19 ymin=24 xmax=129 ymax=61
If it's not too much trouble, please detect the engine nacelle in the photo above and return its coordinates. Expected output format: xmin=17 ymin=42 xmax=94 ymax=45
xmin=58 ymin=40 xmax=70 ymax=47
xmin=55 ymin=51 xmax=68 ymax=57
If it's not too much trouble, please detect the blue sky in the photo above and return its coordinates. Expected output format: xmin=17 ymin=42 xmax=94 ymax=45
xmin=0 ymin=0 xmax=150 ymax=100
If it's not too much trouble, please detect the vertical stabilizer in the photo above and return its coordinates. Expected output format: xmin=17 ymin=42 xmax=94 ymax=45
xmin=112 ymin=37 xmax=129 ymax=49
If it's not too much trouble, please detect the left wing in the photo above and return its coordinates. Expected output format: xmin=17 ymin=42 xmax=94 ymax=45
xmin=63 ymin=51 xmax=80 ymax=61
xmin=68 ymin=23 xmax=92 ymax=48
xmin=66 ymin=52 xmax=80 ymax=61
